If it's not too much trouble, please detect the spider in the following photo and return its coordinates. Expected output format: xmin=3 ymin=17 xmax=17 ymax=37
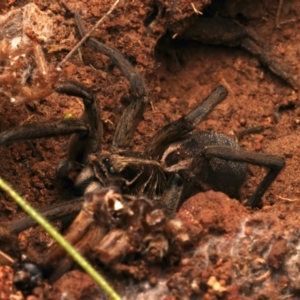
xmin=0 ymin=15 xmax=285 ymax=280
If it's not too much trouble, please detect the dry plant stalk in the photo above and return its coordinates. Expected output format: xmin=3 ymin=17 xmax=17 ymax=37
xmin=0 ymin=3 xmax=58 ymax=103
xmin=0 ymin=0 xmax=120 ymax=103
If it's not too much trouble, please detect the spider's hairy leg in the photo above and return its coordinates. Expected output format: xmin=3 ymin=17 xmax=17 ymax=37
xmin=0 ymin=119 xmax=88 ymax=147
xmin=201 ymin=145 xmax=285 ymax=207
xmin=160 ymin=174 xmax=184 ymax=215
xmin=0 ymin=225 xmax=20 ymax=259
xmin=75 ymin=14 xmax=148 ymax=151
xmin=54 ymin=81 xmax=102 ymax=185
xmin=55 ymin=80 xmax=102 ymax=163
xmin=145 ymin=85 xmax=228 ymax=158
xmin=4 ymin=196 xmax=83 ymax=234
xmin=0 ymin=80 xmax=100 ymax=153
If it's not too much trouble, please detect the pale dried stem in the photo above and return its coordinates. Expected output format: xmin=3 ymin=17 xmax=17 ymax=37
xmin=57 ymin=0 xmax=120 ymax=69
xmin=278 ymin=195 xmax=300 ymax=202
xmin=276 ymin=0 xmax=284 ymax=28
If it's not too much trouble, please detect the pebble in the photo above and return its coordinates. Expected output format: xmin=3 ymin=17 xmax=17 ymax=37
xmin=170 ymin=97 xmax=177 ymax=104
xmin=239 ymin=118 xmax=246 ymax=126
xmin=254 ymin=143 xmax=262 ymax=151
xmin=244 ymin=226 xmax=252 ymax=236
xmin=155 ymin=86 xmax=161 ymax=93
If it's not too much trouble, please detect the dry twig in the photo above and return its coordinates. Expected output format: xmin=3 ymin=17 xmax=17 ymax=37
xmin=276 ymin=0 xmax=284 ymax=27
xmin=278 ymin=195 xmax=300 ymax=202
xmin=57 ymin=0 xmax=120 ymax=69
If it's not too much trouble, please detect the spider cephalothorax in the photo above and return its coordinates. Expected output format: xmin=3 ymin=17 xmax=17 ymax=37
xmin=78 ymin=153 xmax=168 ymax=200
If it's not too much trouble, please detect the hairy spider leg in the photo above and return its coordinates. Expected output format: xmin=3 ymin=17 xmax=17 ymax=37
xmin=0 ymin=119 xmax=88 ymax=146
xmin=144 ymin=85 xmax=228 ymax=158
xmin=55 ymin=80 xmax=102 ymax=163
xmin=75 ymin=14 xmax=148 ymax=152
xmin=0 ymin=80 xmax=99 ymax=155
xmin=200 ymin=145 xmax=285 ymax=207
xmin=0 ymin=15 xmax=152 ymax=231
xmin=143 ymin=85 xmax=227 ymax=213
xmin=6 ymin=197 xmax=83 ymax=234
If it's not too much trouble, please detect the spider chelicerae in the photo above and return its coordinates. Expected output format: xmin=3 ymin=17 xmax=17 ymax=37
xmin=0 ymin=15 xmax=285 ymax=280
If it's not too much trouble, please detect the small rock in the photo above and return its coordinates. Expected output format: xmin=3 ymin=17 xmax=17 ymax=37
xmin=267 ymin=239 xmax=287 ymax=269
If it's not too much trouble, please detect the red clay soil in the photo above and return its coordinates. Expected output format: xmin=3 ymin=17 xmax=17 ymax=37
xmin=1 ymin=0 xmax=300 ymax=299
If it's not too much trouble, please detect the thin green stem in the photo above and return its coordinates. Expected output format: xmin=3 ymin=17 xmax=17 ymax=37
xmin=0 ymin=177 xmax=121 ymax=300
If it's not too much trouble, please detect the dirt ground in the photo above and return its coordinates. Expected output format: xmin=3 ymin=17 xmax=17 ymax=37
xmin=1 ymin=0 xmax=300 ymax=299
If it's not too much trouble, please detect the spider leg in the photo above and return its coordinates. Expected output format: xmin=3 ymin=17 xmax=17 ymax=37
xmin=145 ymin=85 xmax=228 ymax=158
xmin=0 ymin=226 xmax=20 ymax=259
xmin=4 ymin=196 xmax=83 ymax=234
xmin=54 ymin=80 xmax=102 ymax=187
xmin=160 ymin=174 xmax=184 ymax=215
xmin=0 ymin=119 xmax=88 ymax=146
xmin=200 ymin=145 xmax=285 ymax=207
xmin=75 ymin=14 xmax=148 ymax=151
xmin=55 ymin=80 xmax=102 ymax=163
xmin=0 ymin=80 xmax=101 ymax=163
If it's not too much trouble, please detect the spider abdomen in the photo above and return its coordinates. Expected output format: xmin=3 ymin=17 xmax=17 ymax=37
xmin=161 ymin=130 xmax=247 ymax=199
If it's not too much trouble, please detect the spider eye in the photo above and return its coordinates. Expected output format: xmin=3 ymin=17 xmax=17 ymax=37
xmin=103 ymin=157 xmax=117 ymax=175
xmin=109 ymin=166 xmax=116 ymax=174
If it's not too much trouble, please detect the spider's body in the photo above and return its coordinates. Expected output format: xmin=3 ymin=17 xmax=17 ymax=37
xmin=72 ymin=130 xmax=247 ymax=210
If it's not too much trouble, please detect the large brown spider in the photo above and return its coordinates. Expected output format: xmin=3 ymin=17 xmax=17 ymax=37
xmin=0 ymin=15 xmax=285 ymax=280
